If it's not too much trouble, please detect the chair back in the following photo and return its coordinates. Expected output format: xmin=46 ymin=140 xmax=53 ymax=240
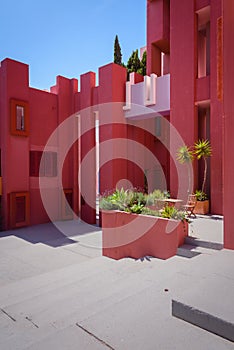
xmin=187 ymin=194 xmax=197 ymax=206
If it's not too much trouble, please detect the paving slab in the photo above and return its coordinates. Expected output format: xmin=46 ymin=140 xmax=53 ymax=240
xmin=0 ymin=217 xmax=233 ymax=349
xmin=172 ymin=274 xmax=234 ymax=342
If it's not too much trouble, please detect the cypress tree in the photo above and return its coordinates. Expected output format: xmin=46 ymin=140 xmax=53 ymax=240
xmin=114 ymin=35 xmax=122 ymax=65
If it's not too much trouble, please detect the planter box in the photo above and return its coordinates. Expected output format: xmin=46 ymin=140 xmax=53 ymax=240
xmin=194 ymin=200 xmax=209 ymax=215
xmin=102 ymin=210 xmax=188 ymax=260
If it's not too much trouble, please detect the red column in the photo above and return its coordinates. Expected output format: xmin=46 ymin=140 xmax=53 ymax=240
xmin=80 ymin=72 xmax=96 ymax=224
xmin=210 ymin=0 xmax=223 ymax=214
xmin=147 ymin=0 xmax=170 ymax=76
xmin=170 ymin=0 xmax=198 ymax=198
xmin=0 ymin=59 xmax=30 ymax=229
xmin=98 ymin=63 xmax=127 ymax=194
xmin=223 ymin=0 xmax=234 ymax=249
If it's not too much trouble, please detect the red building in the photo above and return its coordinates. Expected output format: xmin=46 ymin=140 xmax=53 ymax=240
xmin=0 ymin=0 xmax=233 ymax=250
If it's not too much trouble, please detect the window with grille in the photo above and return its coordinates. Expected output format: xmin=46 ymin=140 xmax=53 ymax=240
xmin=30 ymin=151 xmax=57 ymax=177
xmin=10 ymin=99 xmax=29 ymax=136
xmin=9 ymin=192 xmax=30 ymax=228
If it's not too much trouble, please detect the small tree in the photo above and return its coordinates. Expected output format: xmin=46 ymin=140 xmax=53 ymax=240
xmin=138 ymin=51 xmax=147 ymax=76
xmin=193 ymin=139 xmax=212 ymax=193
xmin=176 ymin=145 xmax=194 ymax=194
xmin=114 ymin=35 xmax=122 ymax=66
xmin=127 ymin=49 xmax=141 ymax=74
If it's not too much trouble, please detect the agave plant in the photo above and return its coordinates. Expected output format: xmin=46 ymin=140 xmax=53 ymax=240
xmin=193 ymin=139 xmax=212 ymax=194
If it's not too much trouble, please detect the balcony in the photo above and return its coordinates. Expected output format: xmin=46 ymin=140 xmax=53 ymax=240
xmin=123 ymin=73 xmax=170 ymax=120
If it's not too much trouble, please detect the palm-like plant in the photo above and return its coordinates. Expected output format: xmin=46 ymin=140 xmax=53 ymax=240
xmin=176 ymin=145 xmax=193 ymax=164
xmin=193 ymin=139 xmax=212 ymax=193
xmin=176 ymin=145 xmax=194 ymax=194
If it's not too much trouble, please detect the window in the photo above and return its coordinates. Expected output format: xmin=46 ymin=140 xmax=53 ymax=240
xmin=10 ymin=99 xmax=29 ymax=136
xmin=9 ymin=192 xmax=30 ymax=228
xmin=30 ymin=151 xmax=57 ymax=177
xmin=16 ymin=106 xmax=25 ymax=131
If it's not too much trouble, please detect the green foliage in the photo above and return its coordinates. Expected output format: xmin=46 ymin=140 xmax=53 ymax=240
xmin=176 ymin=145 xmax=193 ymax=164
xmin=145 ymin=189 xmax=169 ymax=207
xmin=126 ymin=203 xmax=145 ymax=214
xmin=113 ymin=36 xmax=147 ymax=77
xmin=193 ymin=139 xmax=212 ymax=160
xmin=100 ymin=188 xmax=186 ymax=221
xmin=141 ymin=207 xmax=160 ymax=217
xmin=127 ymin=49 xmax=141 ymax=74
xmin=99 ymin=188 xmax=147 ymax=214
xmin=99 ymin=188 xmax=128 ymax=211
xmin=161 ymin=205 xmax=186 ymax=221
xmin=177 ymin=139 xmax=212 ymax=195
xmin=194 ymin=190 xmax=208 ymax=201
xmin=137 ymin=51 xmax=147 ymax=76
xmin=114 ymin=35 xmax=122 ymax=66
xmin=193 ymin=139 xmax=212 ymax=194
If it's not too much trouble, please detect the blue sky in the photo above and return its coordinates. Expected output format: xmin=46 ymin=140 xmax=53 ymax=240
xmin=1 ymin=0 xmax=146 ymax=90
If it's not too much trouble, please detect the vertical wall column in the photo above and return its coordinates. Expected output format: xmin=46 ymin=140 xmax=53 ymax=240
xmin=80 ymin=72 xmax=96 ymax=224
xmin=210 ymin=0 xmax=223 ymax=214
xmin=51 ymin=76 xmax=78 ymax=221
xmin=98 ymin=63 xmax=127 ymax=195
xmin=223 ymin=0 xmax=234 ymax=249
xmin=170 ymin=0 xmax=198 ymax=198
xmin=147 ymin=0 xmax=170 ymax=76
xmin=0 ymin=59 xmax=30 ymax=229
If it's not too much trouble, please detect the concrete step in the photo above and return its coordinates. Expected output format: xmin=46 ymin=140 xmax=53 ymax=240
xmin=1 ymin=257 xmax=155 ymax=327
xmin=0 ymin=256 xmax=116 ymax=307
xmin=177 ymin=243 xmax=219 ymax=259
xmin=172 ymin=275 xmax=234 ymax=343
xmin=185 ymin=236 xmax=223 ymax=251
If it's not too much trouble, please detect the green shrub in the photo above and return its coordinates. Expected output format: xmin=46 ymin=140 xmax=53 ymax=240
xmin=100 ymin=188 xmax=186 ymax=221
xmin=194 ymin=190 xmax=208 ymax=201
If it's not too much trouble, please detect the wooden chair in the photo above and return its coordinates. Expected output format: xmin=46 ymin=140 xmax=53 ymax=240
xmin=183 ymin=194 xmax=197 ymax=218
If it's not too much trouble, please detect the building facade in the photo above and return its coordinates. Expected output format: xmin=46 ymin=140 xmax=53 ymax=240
xmin=0 ymin=0 xmax=234 ymax=250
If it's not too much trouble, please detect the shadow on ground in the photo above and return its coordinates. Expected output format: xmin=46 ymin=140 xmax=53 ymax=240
xmin=0 ymin=220 xmax=101 ymax=248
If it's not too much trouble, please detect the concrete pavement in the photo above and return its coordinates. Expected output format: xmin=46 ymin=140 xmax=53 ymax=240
xmin=0 ymin=216 xmax=233 ymax=349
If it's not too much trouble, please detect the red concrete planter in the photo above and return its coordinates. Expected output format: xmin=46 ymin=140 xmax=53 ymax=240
xmin=194 ymin=200 xmax=209 ymax=215
xmin=102 ymin=210 xmax=188 ymax=260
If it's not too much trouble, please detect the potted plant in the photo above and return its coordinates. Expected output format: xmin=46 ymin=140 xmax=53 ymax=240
xmin=193 ymin=139 xmax=212 ymax=214
xmin=100 ymin=188 xmax=188 ymax=260
xmin=193 ymin=190 xmax=209 ymax=215
xmin=177 ymin=139 xmax=212 ymax=215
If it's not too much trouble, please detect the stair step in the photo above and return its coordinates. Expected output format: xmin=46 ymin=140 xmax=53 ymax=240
xmin=185 ymin=236 xmax=223 ymax=251
xmin=177 ymin=244 xmax=218 ymax=258
xmin=2 ymin=258 xmax=154 ymax=329
xmin=0 ymin=256 xmax=116 ymax=307
xmin=172 ymin=275 xmax=234 ymax=342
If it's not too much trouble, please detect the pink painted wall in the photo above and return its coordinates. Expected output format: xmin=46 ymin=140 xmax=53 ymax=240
xmin=80 ymin=72 xmax=96 ymax=224
xmin=0 ymin=59 xmax=30 ymax=229
xmin=223 ymin=0 xmax=234 ymax=249
xmin=169 ymin=0 xmax=198 ymax=198
xmin=209 ymin=0 xmax=223 ymax=214
xmin=98 ymin=63 xmax=127 ymax=195
xmin=147 ymin=0 xmax=170 ymax=76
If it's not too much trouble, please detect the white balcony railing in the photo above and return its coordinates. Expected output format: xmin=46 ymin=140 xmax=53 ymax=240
xmin=123 ymin=73 xmax=170 ymax=119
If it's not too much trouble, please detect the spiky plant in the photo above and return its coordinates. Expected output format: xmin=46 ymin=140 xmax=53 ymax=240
xmin=176 ymin=145 xmax=193 ymax=164
xmin=176 ymin=145 xmax=194 ymax=194
xmin=193 ymin=139 xmax=212 ymax=193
